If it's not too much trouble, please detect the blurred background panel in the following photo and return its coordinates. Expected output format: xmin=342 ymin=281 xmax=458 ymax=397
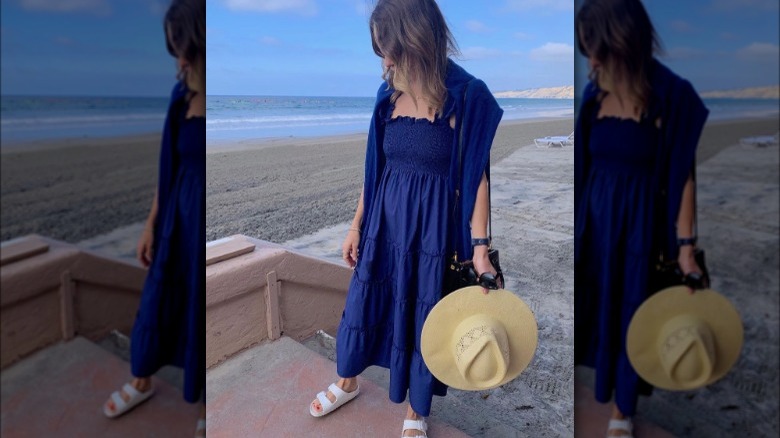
xmin=1 ymin=1 xmax=202 ymax=436
xmin=573 ymin=1 xmax=779 ymax=437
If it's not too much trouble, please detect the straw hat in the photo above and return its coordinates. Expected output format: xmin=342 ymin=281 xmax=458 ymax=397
xmin=626 ymin=286 xmax=743 ymax=391
xmin=421 ymin=286 xmax=538 ymax=391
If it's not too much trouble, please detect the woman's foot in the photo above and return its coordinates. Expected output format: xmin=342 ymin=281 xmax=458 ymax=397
xmin=607 ymin=405 xmax=633 ymax=437
xmin=195 ymin=403 xmax=206 ymax=437
xmin=402 ymin=405 xmax=427 ymax=437
xmin=310 ymin=377 xmax=358 ymax=415
xmin=103 ymin=377 xmax=154 ymax=418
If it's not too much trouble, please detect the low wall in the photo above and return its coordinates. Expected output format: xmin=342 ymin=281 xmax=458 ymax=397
xmin=0 ymin=235 xmax=145 ymax=369
xmin=205 ymin=235 xmax=351 ymax=369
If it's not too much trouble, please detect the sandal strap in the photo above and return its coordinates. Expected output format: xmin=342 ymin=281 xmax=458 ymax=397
xmin=316 ymin=391 xmax=333 ymax=410
xmin=122 ymin=383 xmax=141 ymax=398
xmin=328 ymin=383 xmax=349 ymax=398
xmin=608 ymin=419 xmax=633 ymax=432
xmin=110 ymin=391 xmax=127 ymax=411
xmin=403 ymin=419 xmax=428 ymax=433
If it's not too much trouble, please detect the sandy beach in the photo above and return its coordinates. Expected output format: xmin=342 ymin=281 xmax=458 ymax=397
xmin=206 ymin=118 xmax=575 ymax=242
xmin=1 ymin=134 xmax=160 ymax=244
xmin=205 ymin=115 xmax=777 ymax=436
xmin=206 ymin=117 xmax=778 ymax=243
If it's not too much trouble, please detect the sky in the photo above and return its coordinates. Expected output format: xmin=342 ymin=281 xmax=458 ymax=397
xmin=574 ymin=0 xmax=780 ymax=96
xmin=1 ymin=0 xmax=177 ymax=97
xmin=207 ymin=0 xmax=575 ymax=97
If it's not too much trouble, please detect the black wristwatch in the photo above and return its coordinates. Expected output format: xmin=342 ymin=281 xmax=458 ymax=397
xmin=677 ymin=236 xmax=697 ymax=247
xmin=471 ymin=237 xmax=490 ymax=247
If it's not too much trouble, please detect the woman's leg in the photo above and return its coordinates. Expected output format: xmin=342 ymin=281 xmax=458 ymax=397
xmin=310 ymin=377 xmax=359 ymax=414
xmin=403 ymin=404 xmax=427 ymax=437
xmin=608 ymin=404 xmax=633 ymax=437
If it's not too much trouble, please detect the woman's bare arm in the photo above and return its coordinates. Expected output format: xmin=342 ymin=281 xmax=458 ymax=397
xmin=350 ymin=187 xmax=365 ymax=231
xmin=145 ymin=189 xmax=159 ymax=233
xmin=676 ymin=173 xmax=705 ymax=284
xmin=470 ymin=172 xmax=500 ymax=292
xmin=342 ymin=186 xmax=364 ymax=268
xmin=676 ymin=174 xmax=695 ymax=240
xmin=470 ymin=172 xmax=489 ymax=246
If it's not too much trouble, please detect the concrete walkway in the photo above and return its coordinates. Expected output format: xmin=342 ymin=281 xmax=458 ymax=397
xmin=0 ymin=337 xmax=201 ymax=437
xmin=281 ymin=142 xmax=577 ymax=436
xmin=206 ymin=336 xmax=469 ymax=437
xmin=632 ymin=139 xmax=779 ymax=436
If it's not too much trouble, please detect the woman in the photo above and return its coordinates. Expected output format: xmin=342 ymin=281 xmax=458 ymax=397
xmin=102 ymin=0 xmax=206 ymax=435
xmin=308 ymin=0 xmax=503 ymax=436
xmin=573 ymin=0 xmax=708 ymax=436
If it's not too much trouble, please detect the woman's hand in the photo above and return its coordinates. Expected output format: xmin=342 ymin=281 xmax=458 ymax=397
xmin=137 ymin=227 xmax=154 ymax=268
xmin=342 ymin=229 xmax=361 ymax=269
xmin=472 ymin=247 xmax=502 ymax=295
xmin=678 ymin=245 xmax=707 ymax=293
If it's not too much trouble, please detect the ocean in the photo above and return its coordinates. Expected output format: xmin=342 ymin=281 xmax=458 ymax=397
xmin=0 ymin=95 xmax=169 ymax=145
xmin=206 ymin=95 xmax=575 ymax=143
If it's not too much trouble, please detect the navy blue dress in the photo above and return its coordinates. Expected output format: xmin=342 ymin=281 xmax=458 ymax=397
xmin=574 ymin=113 xmax=659 ymax=416
xmin=131 ymin=87 xmax=205 ymax=404
xmin=336 ymin=113 xmax=452 ymax=417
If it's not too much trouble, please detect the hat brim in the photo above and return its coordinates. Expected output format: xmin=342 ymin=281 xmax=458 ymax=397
xmin=421 ymin=286 xmax=538 ymax=390
xmin=626 ymin=286 xmax=743 ymax=391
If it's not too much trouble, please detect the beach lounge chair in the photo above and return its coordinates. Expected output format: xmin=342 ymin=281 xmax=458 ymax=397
xmin=535 ymin=132 xmax=574 ymax=148
xmin=739 ymin=131 xmax=779 ymax=148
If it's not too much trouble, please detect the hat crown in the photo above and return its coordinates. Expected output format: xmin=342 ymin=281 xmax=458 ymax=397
xmin=452 ymin=314 xmax=510 ymax=389
xmin=657 ymin=314 xmax=716 ymax=389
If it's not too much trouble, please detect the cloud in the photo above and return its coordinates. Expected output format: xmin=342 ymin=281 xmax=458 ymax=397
xmin=736 ymin=42 xmax=780 ymax=59
xmin=711 ymin=0 xmax=779 ymax=11
xmin=529 ymin=42 xmax=573 ymax=60
xmin=222 ymin=0 xmax=318 ymax=15
xmin=145 ymin=0 xmax=168 ymax=16
xmin=504 ymin=0 xmax=572 ymax=12
xmin=465 ymin=20 xmax=491 ymax=33
xmin=514 ymin=32 xmax=534 ymax=40
xmin=355 ymin=1 xmax=370 ymax=16
xmin=669 ymin=20 xmax=694 ymax=33
xmin=664 ymin=46 xmax=707 ymax=60
xmin=18 ymin=0 xmax=111 ymax=15
xmin=260 ymin=36 xmax=281 ymax=46
xmin=53 ymin=36 xmax=75 ymax=46
xmin=461 ymin=46 xmax=503 ymax=60
xmin=720 ymin=32 xmax=738 ymax=41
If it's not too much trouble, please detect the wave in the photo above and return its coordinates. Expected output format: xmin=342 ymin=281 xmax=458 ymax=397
xmin=206 ymin=113 xmax=372 ymax=125
xmin=1 ymin=113 xmax=166 ymax=126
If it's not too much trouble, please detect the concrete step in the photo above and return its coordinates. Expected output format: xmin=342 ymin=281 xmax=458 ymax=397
xmin=206 ymin=336 xmax=469 ymax=437
xmin=1 ymin=336 xmax=201 ymax=437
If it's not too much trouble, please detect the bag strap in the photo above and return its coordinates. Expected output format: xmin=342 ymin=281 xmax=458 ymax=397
xmin=454 ymin=81 xmax=493 ymax=258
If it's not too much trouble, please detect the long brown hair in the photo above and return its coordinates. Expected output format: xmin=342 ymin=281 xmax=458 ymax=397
xmin=369 ymin=0 xmax=459 ymax=115
xmin=575 ymin=0 xmax=661 ymax=113
xmin=165 ymin=0 xmax=206 ymax=95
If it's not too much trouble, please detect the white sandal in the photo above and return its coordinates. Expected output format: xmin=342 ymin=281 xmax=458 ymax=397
xmin=103 ymin=382 xmax=155 ymax=418
xmin=195 ymin=418 xmax=206 ymax=437
xmin=401 ymin=418 xmax=428 ymax=438
xmin=309 ymin=383 xmax=360 ymax=417
xmin=606 ymin=418 xmax=634 ymax=438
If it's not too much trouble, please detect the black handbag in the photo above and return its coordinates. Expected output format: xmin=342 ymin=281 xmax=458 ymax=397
xmin=443 ymin=83 xmax=503 ymax=296
xmin=650 ymin=166 xmax=710 ymax=291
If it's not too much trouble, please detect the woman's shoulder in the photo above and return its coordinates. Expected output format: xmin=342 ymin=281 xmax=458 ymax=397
xmin=651 ymin=59 xmax=698 ymax=97
xmin=649 ymin=59 xmax=703 ymax=113
xmin=169 ymin=81 xmax=189 ymax=102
